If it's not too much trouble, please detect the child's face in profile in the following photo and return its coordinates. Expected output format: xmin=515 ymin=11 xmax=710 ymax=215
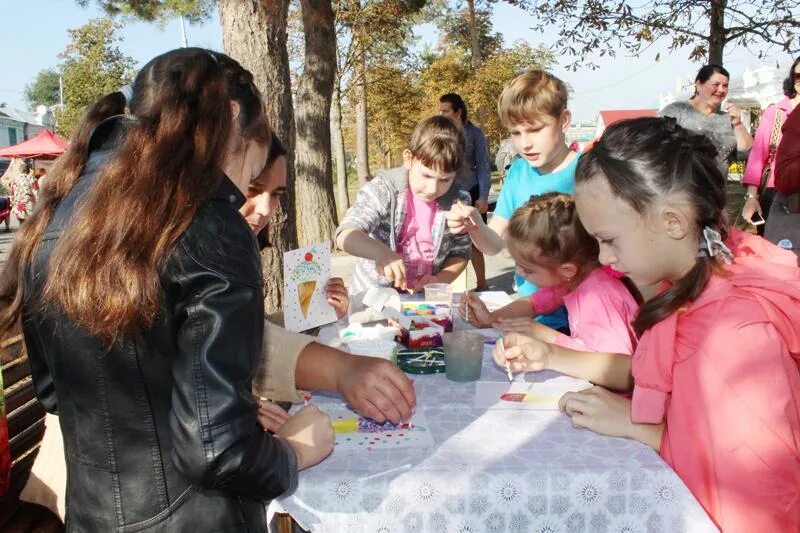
xmin=404 ymin=152 xmax=456 ymax=203
xmin=508 ymin=111 xmax=570 ymax=174
xmin=507 ymin=242 xmax=563 ymax=289
xmin=575 ymin=177 xmax=689 ymax=287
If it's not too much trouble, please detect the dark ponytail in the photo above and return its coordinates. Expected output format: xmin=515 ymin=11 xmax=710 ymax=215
xmin=576 ymin=116 xmax=728 ymax=336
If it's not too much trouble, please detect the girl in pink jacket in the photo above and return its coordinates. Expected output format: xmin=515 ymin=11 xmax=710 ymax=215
xmin=521 ymin=116 xmax=800 ymax=532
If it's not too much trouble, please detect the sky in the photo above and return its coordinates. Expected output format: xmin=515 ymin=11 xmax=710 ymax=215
xmin=0 ymin=0 xmax=791 ymax=122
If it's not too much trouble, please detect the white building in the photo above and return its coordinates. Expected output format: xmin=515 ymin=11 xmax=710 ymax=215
xmin=0 ymin=105 xmax=56 ymax=149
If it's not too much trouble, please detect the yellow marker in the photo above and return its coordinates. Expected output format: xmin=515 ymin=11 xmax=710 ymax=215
xmin=332 ymin=418 xmax=359 ymax=433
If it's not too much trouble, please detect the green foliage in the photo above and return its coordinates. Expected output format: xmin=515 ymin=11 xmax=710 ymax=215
xmin=57 ymin=19 xmax=136 ymax=137
xmin=77 ymin=0 xmax=213 ymax=23
xmin=24 ymin=69 xmax=61 ymax=110
xmin=509 ymin=0 xmax=800 ymax=67
xmin=464 ymin=41 xmax=556 ymax=143
xmin=437 ymin=6 xmax=502 ymax=59
xmin=366 ymin=65 xmax=425 ymax=165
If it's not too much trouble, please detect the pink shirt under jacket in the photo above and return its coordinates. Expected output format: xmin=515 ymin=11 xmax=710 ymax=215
xmin=743 ymin=97 xmax=795 ymax=189
xmin=530 ymin=267 xmax=639 ymax=355
xmin=631 ymin=258 xmax=800 ymax=532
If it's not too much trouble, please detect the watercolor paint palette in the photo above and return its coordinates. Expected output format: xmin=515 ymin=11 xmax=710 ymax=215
xmin=400 ymin=302 xmax=453 ymax=332
xmin=389 ymin=316 xmax=444 ymax=349
xmin=328 ymin=409 xmax=434 ymax=451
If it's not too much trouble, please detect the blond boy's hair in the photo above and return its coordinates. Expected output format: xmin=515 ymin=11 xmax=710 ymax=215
xmin=407 ymin=115 xmax=465 ymax=174
xmin=498 ymin=70 xmax=569 ymax=127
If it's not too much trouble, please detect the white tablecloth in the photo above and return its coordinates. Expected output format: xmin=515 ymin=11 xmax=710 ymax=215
xmin=269 ymin=321 xmax=717 ymax=533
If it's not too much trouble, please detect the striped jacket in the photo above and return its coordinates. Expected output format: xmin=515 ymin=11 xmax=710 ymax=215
xmin=335 ymin=166 xmax=473 ymax=294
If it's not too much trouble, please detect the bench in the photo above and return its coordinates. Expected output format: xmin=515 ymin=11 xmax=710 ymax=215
xmin=0 ymin=335 xmax=62 ymax=532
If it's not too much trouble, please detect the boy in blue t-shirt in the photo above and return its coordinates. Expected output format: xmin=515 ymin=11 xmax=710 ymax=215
xmin=447 ymin=70 xmax=579 ymax=329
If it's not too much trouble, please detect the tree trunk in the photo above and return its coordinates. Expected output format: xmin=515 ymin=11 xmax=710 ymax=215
xmin=331 ymin=78 xmax=349 ymax=214
xmin=295 ymin=0 xmax=338 ymax=247
xmin=354 ymin=37 xmax=371 ymax=186
xmin=708 ymin=0 xmax=726 ymax=65
xmin=219 ymin=0 xmax=297 ymax=314
xmin=466 ymin=0 xmax=482 ymax=69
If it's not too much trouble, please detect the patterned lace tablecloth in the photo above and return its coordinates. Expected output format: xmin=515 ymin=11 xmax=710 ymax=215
xmin=269 ymin=321 xmax=717 ymax=533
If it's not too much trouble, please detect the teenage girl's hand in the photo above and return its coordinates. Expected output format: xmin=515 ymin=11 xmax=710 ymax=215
xmin=336 ymin=355 xmax=416 ymax=424
xmin=560 ymin=387 xmax=665 ymax=450
xmin=324 ymin=277 xmax=349 ymax=320
xmin=376 ymin=250 xmax=407 ymax=291
xmin=558 ymin=386 xmax=633 ymax=438
xmin=494 ymin=317 xmax=559 ymax=344
xmin=493 ymin=332 xmax=551 ymax=372
xmin=459 ymin=292 xmax=492 ymax=328
xmin=446 ymin=201 xmax=480 ymax=235
xmin=255 ymin=397 xmax=290 ymax=433
xmin=275 ymin=405 xmax=334 ymax=470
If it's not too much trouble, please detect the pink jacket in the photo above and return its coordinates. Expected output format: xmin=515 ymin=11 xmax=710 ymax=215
xmin=631 ymin=258 xmax=800 ymax=532
xmin=743 ymin=97 xmax=795 ymax=188
xmin=529 ymin=267 xmax=639 ymax=355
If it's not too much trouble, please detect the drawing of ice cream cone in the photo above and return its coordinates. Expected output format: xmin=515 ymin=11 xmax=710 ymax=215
xmin=291 ymin=250 xmax=322 ymax=319
xmin=297 ymin=280 xmax=317 ymax=318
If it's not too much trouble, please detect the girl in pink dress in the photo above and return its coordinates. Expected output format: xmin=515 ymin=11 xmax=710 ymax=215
xmin=462 ymin=192 xmax=640 ymax=389
xmin=544 ymin=116 xmax=800 ymax=532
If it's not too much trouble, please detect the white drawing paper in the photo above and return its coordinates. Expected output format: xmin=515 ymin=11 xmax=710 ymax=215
xmin=473 ymin=378 xmax=593 ymax=410
xmin=282 ymin=242 xmax=338 ymax=332
xmin=328 ymin=408 xmax=434 ymax=452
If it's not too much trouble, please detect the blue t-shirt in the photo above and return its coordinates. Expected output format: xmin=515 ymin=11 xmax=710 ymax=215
xmin=494 ymin=152 xmax=581 ymax=329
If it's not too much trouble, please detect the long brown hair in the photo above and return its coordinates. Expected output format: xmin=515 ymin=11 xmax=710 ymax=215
xmin=575 ymin=117 xmax=726 ymax=336
xmin=507 ymin=192 xmax=599 ymax=277
xmin=0 ymin=48 xmax=270 ymax=344
xmin=0 ymin=92 xmax=127 ymax=348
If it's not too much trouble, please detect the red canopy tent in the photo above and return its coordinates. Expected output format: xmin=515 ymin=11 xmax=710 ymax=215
xmin=0 ymin=129 xmax=68 ymax=159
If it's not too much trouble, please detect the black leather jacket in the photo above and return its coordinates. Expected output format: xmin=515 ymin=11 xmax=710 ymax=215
xmin=22 ymin=118 xmax=297 ymax=532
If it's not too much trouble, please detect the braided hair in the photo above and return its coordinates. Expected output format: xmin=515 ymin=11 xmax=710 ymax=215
xmin=507 ymin=192 xmax=599 ymax=274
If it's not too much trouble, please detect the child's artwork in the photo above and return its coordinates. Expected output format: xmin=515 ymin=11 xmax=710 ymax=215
xmin=283 ymin=242 xmax=339 ymax=332
xmin=328 ymin=408 xmax=434 ymax=451
xmin=473 ymin=379 xmax=593 ymax=410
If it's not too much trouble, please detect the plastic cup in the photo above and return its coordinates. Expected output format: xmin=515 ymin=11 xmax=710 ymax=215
xmin=424 ymin=283 xmax=452 ymax=305
xmin=347 ymin=339 xmax=398 ymax=365
xmin=442 ymin=331 xmax=484 ymax=382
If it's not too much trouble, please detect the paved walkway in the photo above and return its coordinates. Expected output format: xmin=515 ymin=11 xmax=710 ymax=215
xmin=0 ymin=218 xmax=19 ymax=267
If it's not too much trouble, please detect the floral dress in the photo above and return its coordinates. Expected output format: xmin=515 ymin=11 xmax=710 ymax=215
xmin=10 ymin=171 xmax=37 ymax=220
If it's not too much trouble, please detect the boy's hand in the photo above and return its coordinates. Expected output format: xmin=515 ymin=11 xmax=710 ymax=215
xmin=446 ymin=201 xmax=479 ymax=235
xmin=376 ymin=250 xmax=407 ymax=291
xmin=324 ymin=277 xmax=349 ymax=320
xmin=275 ymin=405 xmax=334 ymax=470
xmin=493 ymin=332 xmax=551 ymax=373
xmin=474 ymin=198 xmax=489 ymax=215
xmin=459 ymin=292 xmax=492 ymax=328
xmin=412 ymin=274 xmax=439 ymax=293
